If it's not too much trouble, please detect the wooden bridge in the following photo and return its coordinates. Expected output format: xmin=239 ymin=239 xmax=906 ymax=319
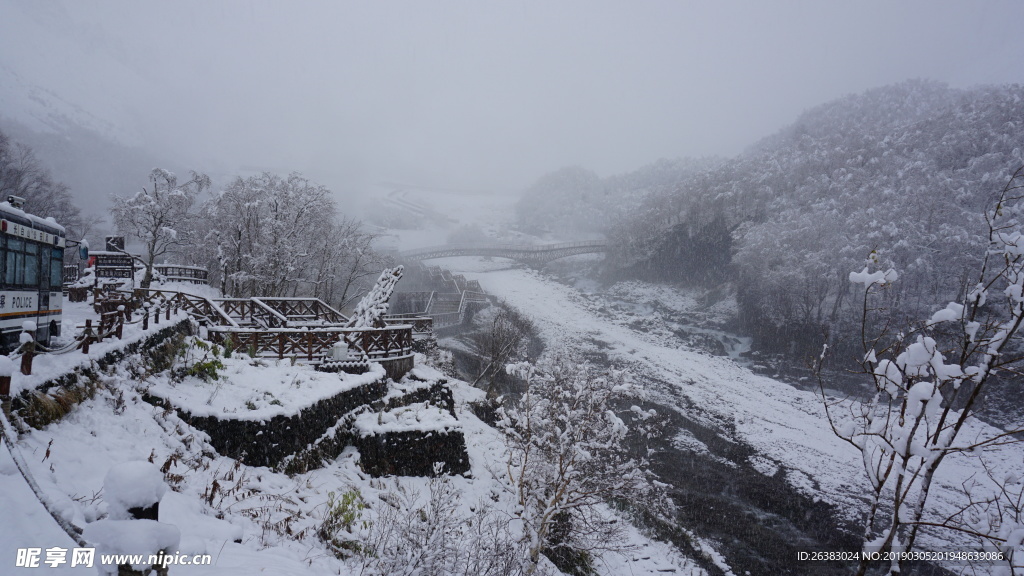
xmin=400 ymin=240 xmax=607 ymax=267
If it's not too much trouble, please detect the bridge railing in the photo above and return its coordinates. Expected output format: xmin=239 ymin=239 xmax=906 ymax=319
xmin=401 ymin=240 xmax=607 ymax=259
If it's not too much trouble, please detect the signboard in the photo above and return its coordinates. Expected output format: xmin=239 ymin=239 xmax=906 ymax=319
xmin=0 ymin=220 xmax=66 ymax=248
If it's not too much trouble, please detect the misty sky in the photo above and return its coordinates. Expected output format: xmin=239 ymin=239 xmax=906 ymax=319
xmin=2 ymin=1 xmax=1024 ymax=195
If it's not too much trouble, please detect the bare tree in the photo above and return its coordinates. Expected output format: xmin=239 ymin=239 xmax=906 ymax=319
xmin=307 ymin=216 xmax=390 ymax=308
xmin=817 ymin=168 xmax=1024 ymax=575
xmin=471 ymin=306 xmax=534 ymax=398
xmin=111 ymin=168 xmax=210 ymax=289
xmin=0 ymin=128 xmax=88 ymax=244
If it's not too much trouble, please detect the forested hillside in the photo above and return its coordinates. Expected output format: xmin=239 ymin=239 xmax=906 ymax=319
xmin=520 ymin=80 xmax=1024 ymax=362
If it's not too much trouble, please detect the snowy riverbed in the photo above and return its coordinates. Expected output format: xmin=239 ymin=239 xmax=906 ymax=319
xmin=435 ymin=256 xmax=1024 ymax=573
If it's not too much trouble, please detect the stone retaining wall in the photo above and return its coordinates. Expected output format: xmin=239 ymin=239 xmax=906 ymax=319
xmin=146 ymin=378 xmax=388 ymax=468
xmin=354 ymin=428 xmax=470 ymax=477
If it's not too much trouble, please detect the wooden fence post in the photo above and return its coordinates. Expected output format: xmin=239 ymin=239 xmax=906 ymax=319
xmin=20 ymin=342 xmax=34 ymax=376
xmin=82 ymin=319 xmax=92 ymax=354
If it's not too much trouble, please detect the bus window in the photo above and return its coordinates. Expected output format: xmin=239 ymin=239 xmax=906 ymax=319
xmin=5 ymin=238 xmax=23 ymax=286
xmin=25 ymin=242 xmax=38 ymax=287
xmin=50 ymin=252 xmax=63 ymax=289
xmin=5 ymin=252 xmax=18 ymax=285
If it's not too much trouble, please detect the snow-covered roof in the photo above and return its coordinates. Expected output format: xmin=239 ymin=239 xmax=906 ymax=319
xmin=0 ymin=201 xmax=66 ymax=235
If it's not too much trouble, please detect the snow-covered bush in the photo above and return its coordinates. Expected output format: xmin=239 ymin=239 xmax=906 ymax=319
xmin=103 ymin=461 xmax=168 ymax=520
xmin=169 ymin=338 xmax=225 ymax=383
xmin=344 ymin=475 xmax=527 ymax=576
xmin=501 ymin=351 xmax=663 ymax=574
xmin=819 ymin=168 xmax=1024 ymax=575
xmin=317 ymin=489 xmax=370 ymax=557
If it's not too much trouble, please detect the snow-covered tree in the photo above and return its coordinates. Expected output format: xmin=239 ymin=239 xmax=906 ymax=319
xmin=203 ymin=172 xmax=332 ymax=297
xmin=200 ymin=172 xmax=385 ymax=302
xmin=111 ymin=168 xmax=210 ymax=289
xmin=818 ymin=168 xmax=1024 ymax=575
xmin=347 ymin=266 xmax=403 ymax=329
xmin=501 ymin=351 xmax=662 ymax=574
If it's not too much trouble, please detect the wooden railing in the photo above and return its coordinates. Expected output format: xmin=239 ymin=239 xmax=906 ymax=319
xmin=213 ymin=297 xmax=348 ymax=327
xmin=154 ymin=265 xmax=209 ymax=285
xmin=253 ymin=298 xmax=347 ymax=324
xmin=208 ymin=325 xmax=414 ymax=361
xmin=382 ymin=314 xmax=433 ymax=335
xmin=132 ymin=289 xmax=417 ymax=362
xmin=250 ymin=299 xmax=289 ymax=328
xmin=216 ymin=298 xmax=257 ymax=324
xmin=133 ymin=289 xmax=237 ymax=327
xmin=210 ymin=298 xmax=288 ymax=328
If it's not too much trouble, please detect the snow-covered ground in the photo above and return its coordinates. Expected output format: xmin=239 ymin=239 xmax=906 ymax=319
xmin=1 ymin=297 xmax=705 ymax=575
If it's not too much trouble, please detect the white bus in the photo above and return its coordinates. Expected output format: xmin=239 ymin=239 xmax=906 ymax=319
xmin=0 ymin=197 xmax=65 ymax=353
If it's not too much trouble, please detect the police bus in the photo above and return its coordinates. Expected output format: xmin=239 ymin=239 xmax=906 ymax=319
xmin=0 ymin=196 xmax=65 ymax=353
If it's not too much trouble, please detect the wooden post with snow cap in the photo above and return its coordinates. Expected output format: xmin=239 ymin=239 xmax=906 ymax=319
xmin=82 ymin=319 xmax=93 ymax=354
xmin=116 ymin=305 xmax=125 ymax=339
xmin=0 ymin=355 xmax=14 ymax=401
xmin=19 ymin=321 xmax=35 ymax=376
